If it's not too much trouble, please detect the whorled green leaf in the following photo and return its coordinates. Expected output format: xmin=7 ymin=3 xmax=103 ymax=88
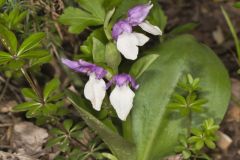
xmin=21 ymin=88 xmax=38 ymax=100
xmin=63 ymin=119 xmax=73 ymax=132
xmin=19 ymin=49 xmax=49 ymax=58
xmin=0 ymin=24 xmax=17 ymax=54
xmin=13 ymin=102 xmax=40 ymax=112
xmin=17 ymin=32 xmax=45 ymax=55
xmin=0 ymin=51 xmax=12 ymax=64
xmin=66 ymin=90 xmax=136 ymax=160
xmin=132 ymin=35 xmax=230 ymax=159
xmin=43 ymin=78 xmax=60 ymax=101
xmin=31 ymin=54 xmax=52 ymax=67
xmin=129 ymin=54 xmax=159 ymax=79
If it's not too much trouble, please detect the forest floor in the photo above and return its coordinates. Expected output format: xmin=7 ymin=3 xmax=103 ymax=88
xmin=1 ymin=0 xmax=240 ymax=160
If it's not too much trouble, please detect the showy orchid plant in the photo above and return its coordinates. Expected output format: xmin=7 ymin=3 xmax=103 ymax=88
xmin=0 ymin=0 xmax=230 ymax=159
xmin=58 ymin=0 xmax=230 ymax=159
xmin=61 ymin=2 xmax=161 ymax=121
xmin=58 ymin=1 xmax=230 ymax=159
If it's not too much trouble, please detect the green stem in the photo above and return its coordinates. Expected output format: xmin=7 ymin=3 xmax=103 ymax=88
xmin=21 ymin=68 xmax=44 ymax=104
xmin=187 ymin=109 xmax=192 ymax=137
xmin=187 ymin=91 xmax=192 ymax=136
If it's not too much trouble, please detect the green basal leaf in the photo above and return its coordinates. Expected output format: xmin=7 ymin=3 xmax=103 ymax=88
xmin=0 ymin=51 xmax=12 ymax=64
xmin=129 ymin=54 xmax=159 ymax=79
xmin=0 ymin=24 xmax=17 ymax=54
xmin=43 ymin=78 xmax=60 ymax=101
xmin=92 ymin=37 xmax=105 ymax=63
xmin=17 ymin=32 xmax=45 ymax=55
xmin=66 ymin=90 xmax=136 ymax=160
xmin=132 ymin=35 xmax=230 ymax=159
xmin=105 ymin=42 xmax=121 ymax=72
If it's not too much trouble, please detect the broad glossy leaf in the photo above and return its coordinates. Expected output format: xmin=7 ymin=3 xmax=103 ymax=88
xmin=66 ymin=90 xmax=136 ymax=160
xmin=18 ymin=32 xmax=45 ymax=55
xmin=132 ymin=35 xmax=230 ymax=159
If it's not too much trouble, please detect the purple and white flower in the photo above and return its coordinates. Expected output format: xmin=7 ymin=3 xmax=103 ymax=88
xmin=112 ymin=2 xmax=162 ymax=60
xmin=107 ymin=74 xmax=139 ymax=121
xmin=62 ymin=58 xmax=107 ymax=111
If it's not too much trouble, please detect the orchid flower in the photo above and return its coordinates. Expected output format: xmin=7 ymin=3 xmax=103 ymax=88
xmin=62 ymin=58 xmax=107 ymax=111
xmin=127 ymin=2 xmax=162 ymax=35
xmin=107 ymin=74 xmax=139 ymax=121
xmin=112 ymin=2 xmax=162 ymax=60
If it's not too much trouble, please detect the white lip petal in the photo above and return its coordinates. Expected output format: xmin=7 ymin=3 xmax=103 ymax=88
xmin=132 ymin=32 xmax=149 ymax=46
xmin=84 ymin=74 xmax=106 ymax=111
xmin=139 ymin=21 xmax=162 ymax=36
xmin=109 ymin=85 xmax=135 ymax=121
xmin=117 ymin=32 xmax=149 ymax=60
xmin=117 ymin=32 xmax=139 ymax=60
